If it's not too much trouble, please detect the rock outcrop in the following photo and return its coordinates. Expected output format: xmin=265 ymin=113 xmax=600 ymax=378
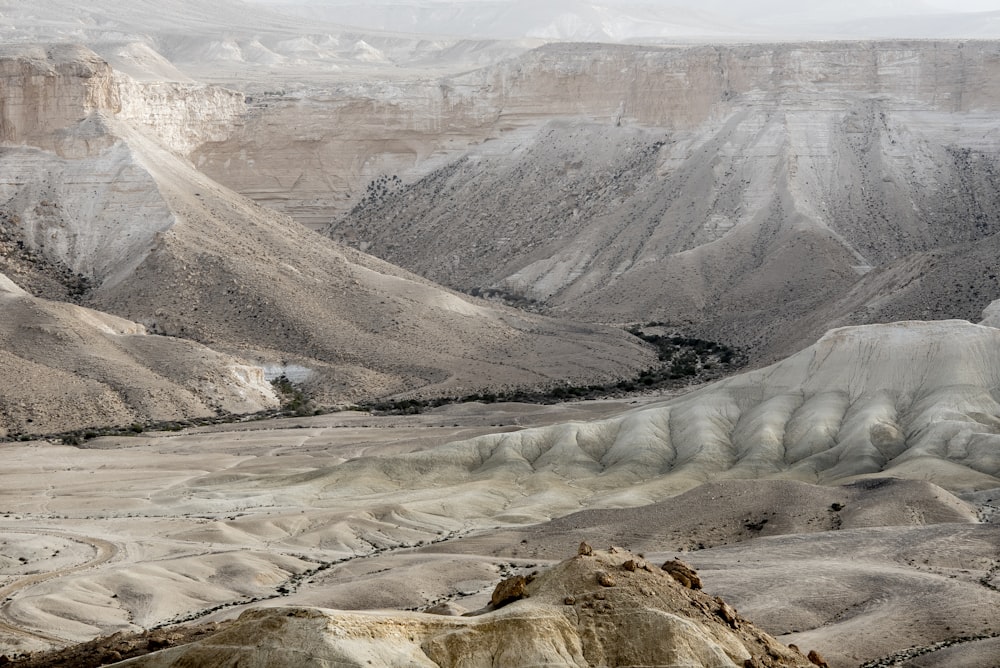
xmin=0 ymin=44 xmax=120 ymax=150
xmin=114 ymin=548 xmax=814 ymax=668
xmin=489 ymin=574 xmax=530 ymax=608
xmin=115 ymin=78 xmax=245 ymax=156
xmin=663 ymin=559 xmax=703 ymax=590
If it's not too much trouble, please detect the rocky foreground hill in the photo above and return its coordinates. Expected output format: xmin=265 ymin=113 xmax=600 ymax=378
xmin=17 ymin=548 xmax=817 ymax=668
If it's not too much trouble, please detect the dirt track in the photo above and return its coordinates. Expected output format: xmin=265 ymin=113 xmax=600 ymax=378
xmin=0 ymin=527 xmax=119 ymax=646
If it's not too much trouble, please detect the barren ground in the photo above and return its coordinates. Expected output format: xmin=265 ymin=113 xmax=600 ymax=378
xmin=0 ymin=399 xmax=996 ymax=667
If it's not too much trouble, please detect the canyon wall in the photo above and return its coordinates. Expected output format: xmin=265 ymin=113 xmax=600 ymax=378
xmin=116 ymin=78 xmax=245 ymax=156
xmin=318 ymin=41 xmax=1000 ymax=360
xmin=196 ymin=40 xmax=1000 ymax=230
xmin=0 ymin=44 xmax=120 ymax=151
xmin=0 ymin=46 xmax=245 ymax=288
xmin=0 ymin=44 xmax=656 ymax=408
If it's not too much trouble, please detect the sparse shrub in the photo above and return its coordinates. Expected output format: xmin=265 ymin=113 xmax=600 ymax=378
xmin=272 ymin=375 xmax=316 ymax=416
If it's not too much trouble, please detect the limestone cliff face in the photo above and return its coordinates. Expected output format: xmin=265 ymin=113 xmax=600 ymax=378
xmin=116 ymin=78 xmax=245 ymax=155
xmin=0 ymin=44 xmax=120 ymax=151
xmin=192 ymin=82 xmax=503 ymax=229
xmin=0 ymin=43 xmax=244 ymax=157
xmin=472 ymin=41 xmax=1000 ymax=127
xmin=0 ymin=45 xmax=245 ymax=288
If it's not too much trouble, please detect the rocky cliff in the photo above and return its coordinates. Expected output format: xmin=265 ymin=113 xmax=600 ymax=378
xmin=192 ymin=40 xmax=1000 ymax=228
xmin=0 ymin=45 xmax=244 ymax=289
xmin=0 ymin=44 xmax=120 ymax=151
xmin=116 ymin=78 xmax=245 ymax=156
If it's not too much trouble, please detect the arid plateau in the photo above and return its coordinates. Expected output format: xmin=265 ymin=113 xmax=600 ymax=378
xmin=0 ymin=1 xmax=999 ymax=667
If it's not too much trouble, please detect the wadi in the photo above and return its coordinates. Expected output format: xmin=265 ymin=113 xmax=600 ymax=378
xmin=0 ymin=1 xmax=998 ymax=667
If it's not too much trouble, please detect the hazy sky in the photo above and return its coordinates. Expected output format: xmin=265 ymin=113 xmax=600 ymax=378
xmin=246 ymin=0 xmax=1000 ymax=40
xmin=254 ymin=0 xmax=998 ymax=9
xmin=925 ymin=0 xmax=998 ymax=8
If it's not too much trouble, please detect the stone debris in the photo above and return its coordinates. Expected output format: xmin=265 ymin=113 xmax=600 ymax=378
xmin=715 ymin=596 xmax=739 ymax=629
xmin=807 ymin=649 xmax=830 ymax=667
xmin=662 ymin=559 xmax=703 ymax=590
xmin=425 ymin=602 xmax=467 ymax=616
xmin=490 ymin=574 xmax=529 ymax=608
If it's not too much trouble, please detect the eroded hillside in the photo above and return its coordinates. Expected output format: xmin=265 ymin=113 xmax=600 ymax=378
xmin=305 ymin=41 xmax=1000 ymax=360
xmin=0 ymin=45 xmax=656 ymax=432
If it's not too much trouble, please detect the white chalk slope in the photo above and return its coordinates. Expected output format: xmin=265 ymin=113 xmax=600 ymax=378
xmin=126 ymin=318 xmax=1000 ymax=566
xmin=300 ymin=318 xmax=1000 ymax=526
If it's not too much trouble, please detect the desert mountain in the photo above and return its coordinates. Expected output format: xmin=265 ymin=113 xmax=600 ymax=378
xmin=0 ymin=44 xmax=655 ymax=424
xmin=0 ymin=0 xmax=538 ymax=84
xmin=3 ymin=4 xmax=1000 ymax=667
xmin=320 ymin=40 xmax=1000 ymax=360
xmin=250 ymin=0 xmax=753 ymax=42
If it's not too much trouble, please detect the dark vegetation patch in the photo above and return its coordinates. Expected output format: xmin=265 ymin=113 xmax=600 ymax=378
xmin=467 ymin=286 xmax=542 ymax=310
xmin=362 ymin=323 xmax=746 ymax=415
xmin=858 ymin=631 xmax=1000 ymax=668
xmin=2 ymin=327 xmax=744 ymax=441
xmin=270 ymin=374 xmax=316 ymax=417
xmin=354 ymin=174 xmax=403 ymax=211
